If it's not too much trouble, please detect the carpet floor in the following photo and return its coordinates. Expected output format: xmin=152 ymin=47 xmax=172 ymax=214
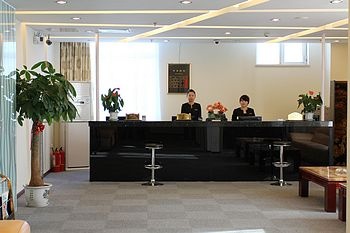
xmin=16 ymin=169 xmax=345 ymax=233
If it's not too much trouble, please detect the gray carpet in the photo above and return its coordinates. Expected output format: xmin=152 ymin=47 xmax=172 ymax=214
xmin=16 ymin=169 xmax=345 ymax=233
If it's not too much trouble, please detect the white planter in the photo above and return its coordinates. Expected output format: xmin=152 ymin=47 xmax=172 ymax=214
xmin=304 ymin=112 xmax=314 ymax=121
xmin=109 ymin=112 xmax=118 ymax=121
xmin=24 ymin=183 xmax=52 ymax=207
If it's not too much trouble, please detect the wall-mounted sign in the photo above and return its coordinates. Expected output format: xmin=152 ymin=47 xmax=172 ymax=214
xmin=168 ymin=63 xmax=190 ymax=93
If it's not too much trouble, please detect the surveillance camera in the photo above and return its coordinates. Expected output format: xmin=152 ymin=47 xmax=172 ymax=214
xmin=46 ymin=39 xmax=52 ymax=46
xmin=213 ymin=39 xmax=220 ymax=45
xmin=46 ymin=35 xmax=52 ymax=45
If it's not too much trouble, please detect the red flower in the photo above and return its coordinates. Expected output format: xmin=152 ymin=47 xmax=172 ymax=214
xmin=308 ymin=90 xmax=314 ymax=95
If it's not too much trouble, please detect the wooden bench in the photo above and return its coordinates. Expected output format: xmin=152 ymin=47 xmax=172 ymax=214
xmin=299 ymin=166 xmax=347 ymax=212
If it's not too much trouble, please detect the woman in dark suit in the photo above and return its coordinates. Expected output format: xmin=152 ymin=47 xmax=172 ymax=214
xmin=231 ymin=95 xmax=255 ymax=121
xmin=181 ymin=89 xmax=202 ymax=121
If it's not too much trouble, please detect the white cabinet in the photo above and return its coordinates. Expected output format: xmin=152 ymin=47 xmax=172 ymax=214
xmin=65 ymin=122 xmax=89 ymax=168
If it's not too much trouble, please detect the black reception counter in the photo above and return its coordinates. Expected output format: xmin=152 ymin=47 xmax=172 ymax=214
xmin=89 ymin=121 xmax=333 ymax=181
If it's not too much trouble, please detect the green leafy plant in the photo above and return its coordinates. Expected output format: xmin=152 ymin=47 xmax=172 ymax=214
xmin=16 ymin=61 xmax=78 ymax=186
xmin=297 ymin=90 xmax=323 ymax=113
xmin=101 ymin=88 xmax=124 ymax=112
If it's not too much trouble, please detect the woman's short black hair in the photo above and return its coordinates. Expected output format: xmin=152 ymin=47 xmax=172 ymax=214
xmin=239 ymin=95 xmax=250 ymax=103
xmin=187 ymin=89 xmax=196 ymax=95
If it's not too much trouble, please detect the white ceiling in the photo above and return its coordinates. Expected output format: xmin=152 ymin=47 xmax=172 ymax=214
xmin=5 ymin=0 xmax=349 ymax=43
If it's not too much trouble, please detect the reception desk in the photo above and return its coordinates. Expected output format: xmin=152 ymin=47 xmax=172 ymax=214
xmin=89 ymin=121 xmax=333 ymax=181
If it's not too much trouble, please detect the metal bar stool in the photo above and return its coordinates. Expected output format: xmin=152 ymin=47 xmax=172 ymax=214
xmin=142 ymin=143 xmax=163 ymax=186
xmin=271 ymin=141 xmax=291 ymax=186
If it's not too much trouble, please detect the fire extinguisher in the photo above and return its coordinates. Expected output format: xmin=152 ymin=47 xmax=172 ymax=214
xmin=59 ymin=147 xmax=65 ymax=172
xmin=51 ymin=147 xmax=55 ymax=171
xmin=52 ymin=148 xmax=61 ymax=172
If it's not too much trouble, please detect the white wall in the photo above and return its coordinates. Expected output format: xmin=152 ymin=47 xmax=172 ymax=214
xmin=15 ymin=22 xmax=56 ymax=193
xmin=159 ymin=43 xmax=325 ymax=121
xmin=331 ymin=43 xmax=348 ymax=81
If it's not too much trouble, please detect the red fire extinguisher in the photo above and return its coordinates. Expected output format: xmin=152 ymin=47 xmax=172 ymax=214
xmin=52 ymin=148 xmax=61 ymax=172
xmin=59 ymin=147 xmax=65 ymax=172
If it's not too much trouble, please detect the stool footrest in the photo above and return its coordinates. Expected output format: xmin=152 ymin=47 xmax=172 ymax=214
xmin=145 ymin=164 xmax=162 ymax=170
xmin=273 ymin=162 xmax=290 ymax=168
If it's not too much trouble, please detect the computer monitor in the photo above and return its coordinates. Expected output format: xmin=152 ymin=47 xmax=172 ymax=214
xmin=237 ymin=116 xmax=262 ymax=121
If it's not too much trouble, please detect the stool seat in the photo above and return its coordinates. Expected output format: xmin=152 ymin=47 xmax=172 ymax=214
xmin=273 ymin=141 xmax=291 ymax=146
xmin=145 ymin=143 xmax=163 ymax=150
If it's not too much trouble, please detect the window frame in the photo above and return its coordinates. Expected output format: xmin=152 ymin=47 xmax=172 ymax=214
xmin=256 ymin=43 xmax=309 ymax=67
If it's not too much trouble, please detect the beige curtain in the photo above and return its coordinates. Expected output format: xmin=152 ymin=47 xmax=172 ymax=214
xmin=60 ymin=42 xmax=91 ymax=81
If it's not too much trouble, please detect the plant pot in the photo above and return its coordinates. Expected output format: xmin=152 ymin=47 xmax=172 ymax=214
xmin=109 ymin=112 xmax=118 ymax=121
xmin=24 ymin=183 xmax=52 ymax=207
xmin=304 ymin=112 xmax=314 ymax=121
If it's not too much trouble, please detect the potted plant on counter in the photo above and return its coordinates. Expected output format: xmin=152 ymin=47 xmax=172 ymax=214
xmin=101 ymin=88 xmax=124 ymax=121
xmin=297 ymin=91 xmax=323 ymax=121
xmin=16 ymin=61 xmax=78 ymax=207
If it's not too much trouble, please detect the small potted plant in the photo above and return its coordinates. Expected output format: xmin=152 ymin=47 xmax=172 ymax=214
xmin=16 ymin=61 xmax=78 ymax=207
xmin=297 ymin=91 xmax=323 ymax=120
xmin=206 ymin=101 xmax=228 ymax=121
xmin=101 ymin=88 xmax=124 ymax=121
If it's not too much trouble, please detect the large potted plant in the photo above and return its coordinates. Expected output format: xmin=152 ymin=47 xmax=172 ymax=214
xmin=101 ymin=88 xmax=124 ymax=121
xmin=16 ymin=61 xmax=77 ymax=207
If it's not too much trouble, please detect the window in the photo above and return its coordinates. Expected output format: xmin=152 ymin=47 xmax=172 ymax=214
xmin=93 ymin=42 xmax=160 ymax=120
xmin=256 ymin=43 xmax=309 ymax=65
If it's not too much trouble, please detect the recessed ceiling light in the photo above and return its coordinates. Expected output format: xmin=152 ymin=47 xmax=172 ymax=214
xmin=55 ymin=0 xmax=67 ymax=4
xmin=164 ymin=39 xmax=169 ymax=42
xmin=330 ymin=0 xmax=343 ymax=4
xmin=334 ymin=40 xmax=340 ymax=42
xmin=270 ymin=18 xmax=280 ymax=22
xmin=71 ymin=17 xmax=81 ymax=20
xmin=179 ymin=0 xmax=192 ymax=4
xmin=225 ymin=32 xmax=231 ymax=35
xmin=86 ymin=30 xmax=94 ymax=33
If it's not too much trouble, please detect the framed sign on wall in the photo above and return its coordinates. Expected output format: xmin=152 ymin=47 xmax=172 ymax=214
xmin=168 ymin=63 xmax=190 ymax=93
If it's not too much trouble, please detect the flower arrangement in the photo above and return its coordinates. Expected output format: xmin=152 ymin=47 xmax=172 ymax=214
xmin=101 ymin=88 xmax=124 ymax=112
xmin=206 ymin=101 xmax=228 ymax=113
xmin=297 ymin=90 xmax=323 ymax=113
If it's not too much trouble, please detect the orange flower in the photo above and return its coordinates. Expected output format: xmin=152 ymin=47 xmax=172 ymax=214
xmin=207 ymin=101 xmax=228 ymax=113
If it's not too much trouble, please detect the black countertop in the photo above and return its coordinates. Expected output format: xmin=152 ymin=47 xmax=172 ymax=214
xmin=89 ymin=120 xmax=333 ymax=128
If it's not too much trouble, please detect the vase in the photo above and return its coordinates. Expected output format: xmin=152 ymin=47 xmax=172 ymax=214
xmin=304 ymin=112 xmax=314 ymax=121
xmin=109 ymin=112 xmax=118 ymax=121
xmin=208 ymin=112 xmax=215 ymax=120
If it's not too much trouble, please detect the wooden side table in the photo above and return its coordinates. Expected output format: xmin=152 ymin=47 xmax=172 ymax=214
xmin=299 ymin=166 xmax=346 ymax=212
xmin=338 ymin=183 xmax=346 ymax=221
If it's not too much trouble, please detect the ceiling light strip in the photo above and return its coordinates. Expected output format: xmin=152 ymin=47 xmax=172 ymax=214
xmin=16 ymin=10 xmax=208 ymax=15
xmin=50 ymin=35 xmax=348 ymax=40
xmin=15 ymin=8 xmax=347 ymax=15
xmin=24 ymin=22 xmax=315 ymax=30
xmin=120 ymin=0 xmax=270 ymax=42
xmin=186 ymin=25 xmax=314 ymax=30
xmin=267 ymin=18 xmax=348 ymax=43
xmin=24 ymin=22 xmax=348 ymax=32
xmin=238 ymin=9 xmax=347 ymax=13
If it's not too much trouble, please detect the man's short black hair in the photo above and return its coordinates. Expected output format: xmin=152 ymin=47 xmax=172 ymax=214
xmin=187 ymin=89 xmax=196 ymax=95
xmin=239 ymin=95 xmax=250 ymax=103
